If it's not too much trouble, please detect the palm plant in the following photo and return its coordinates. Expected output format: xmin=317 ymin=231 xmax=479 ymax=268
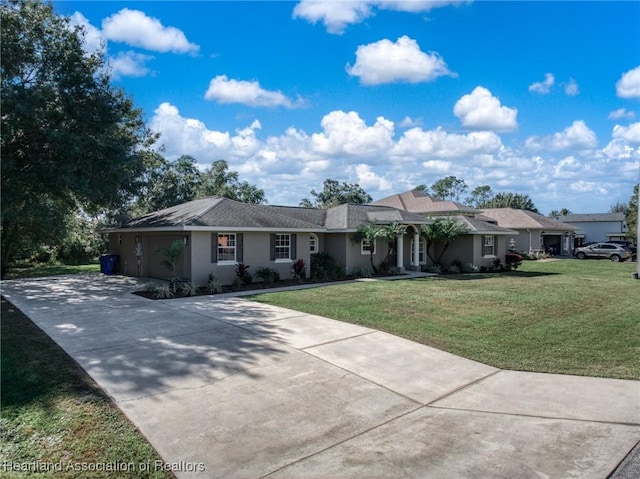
xmin=353 ymin=221 xmax=382 ymax=274
xmin=153 ymin=239 xmax=185 ymax=290
xmin=421 ymin=217 xmax=468 ymax=265
xmin=378 ymin=222 xmax=406 ymax=273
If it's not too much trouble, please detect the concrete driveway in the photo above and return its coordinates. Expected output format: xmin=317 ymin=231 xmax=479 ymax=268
xmin=2 ymin=274 xmax=639 ymax=479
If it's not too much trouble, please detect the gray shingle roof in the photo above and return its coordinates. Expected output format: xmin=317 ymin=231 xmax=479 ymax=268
xmin=119 ymin=197 xmax=431 ymax=232
xmin=372 ymin=190 xmax=480 ymax=215
xmin=481 ymin=208 xmax=578 ymax=231
xmin=559 ymin=213 xmax=626 ymax=223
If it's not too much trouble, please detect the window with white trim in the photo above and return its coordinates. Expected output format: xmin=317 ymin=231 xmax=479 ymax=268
xmin=218 ymin=233 xmax=236 ymax=262
xmin=410 ymin=238 xmax=426 ymax=264
xmin=482 ymin=235 xmax=495 ymax=257
xmin=309 ymin=234 xmax=318 ymax=254
xmin=361 ymin=239 xmax=376 ymax=255
xmin=275 ymin=234 xmax=291 ymax=260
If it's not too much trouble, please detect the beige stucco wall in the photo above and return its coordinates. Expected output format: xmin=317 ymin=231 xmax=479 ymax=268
xmin=108 ymin=232 xmax=190 ymax=279
xmin=190 ymin=231 xmax=313 ymax=286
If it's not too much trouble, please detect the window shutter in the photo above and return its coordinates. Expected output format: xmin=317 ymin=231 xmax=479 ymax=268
xmin=237 ymin=233 xmax=244 ymax=263
xmin=211 ymin=232 xmax=218 ymax=263
xmin=291 ymin=234 xmax=297 ymax=259
xmin=270 ymin=234 xmax=276 ymax=261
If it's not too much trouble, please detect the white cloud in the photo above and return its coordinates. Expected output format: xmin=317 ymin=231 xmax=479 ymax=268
xmin=292 ymin=0 xmax=372 ymax=34
xmin=564 ymin=78 xmax=579 ymax=96
xmin=611 ymin=122 xmax=640 ymax=144
xmin=616 ymin=66 xmax=640 ymax=99
xmin=570 ymin=181 xmax=608 ymax=194
xmin=205 ymin=75 xmax=303 ymax=108
xmin=394 ymin=127 xmax=502 ymax=159
xmin=529 ymin=73 xmax=555 ymax=94
xmin=69 ymin=12 xmax=104 ymax=55
xmin=453 ymin=86 xmax=518 ymax=132
xmin=293 ymin=0 xmax=464 ymax=34
xmin=102 ymin=9 xmax=199 ymax=54
xmin=354 ymin=164 xmax=392 ymax=191
xmin=608 ymin=108 xmax=636 ymax=120
xmin=525 ymin=120 xmax=597 ymax=151
xmin=148 ymin=103 xmax=639 ymax=212
xmin=346 ymin=36 xmax=455 ymax=85
xmin=311 ymin=110 xmax=395 ymax=158
xmin=109 ymin=51 xmax=154 ymax=79
xmin=602 ymin=122 xmax=640 ymax=160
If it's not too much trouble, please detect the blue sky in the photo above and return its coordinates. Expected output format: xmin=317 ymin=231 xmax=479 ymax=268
xmin=56 ymin=0 xmax=640 ymax=214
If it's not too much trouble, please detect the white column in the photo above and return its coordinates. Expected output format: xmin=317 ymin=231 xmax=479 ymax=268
xmin=413 ymin=232 xmax=420 ymax=268
xmin=396 ymin=234 xmax=404 ymax=271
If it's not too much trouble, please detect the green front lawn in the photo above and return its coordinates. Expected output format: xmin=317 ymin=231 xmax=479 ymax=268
xmin=4 ymin=262 xmax=101 ymax=280
xmin=0 ymin=298 xmax=174 ymax=479
xmin=251 ymin=259 xmax=639 ymax=380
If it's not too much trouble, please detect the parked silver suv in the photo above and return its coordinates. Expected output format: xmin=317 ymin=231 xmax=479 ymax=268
xmin=574 ymin=242 xmax=632 ymax=262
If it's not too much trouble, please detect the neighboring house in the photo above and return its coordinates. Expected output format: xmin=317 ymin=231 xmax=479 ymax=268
xmin=558 ymin=213 xmax=628 ymax=246
xmin=107 ymin=197 xmax=430 ymax=285
xmin=372 ymin=190 xmax=517 ymax=268
xmin=480 ymin=208 xmax=578 ymax=255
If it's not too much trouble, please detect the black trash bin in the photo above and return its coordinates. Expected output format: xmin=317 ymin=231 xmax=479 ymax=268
xmin=100 ymin=254 xmax=119 ymax=275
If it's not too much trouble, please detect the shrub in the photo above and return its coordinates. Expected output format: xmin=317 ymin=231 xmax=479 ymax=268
xmin=255 ymin=267 xmax=280 ymax=284
xmin=351 ymin=266 xmax=372 ymax=278
xmin=491 ymin=257 xmax=504 ymax=272
xmin=505 ymin=253 xmax=524 ymax=271
xmin=207 ymin=275 xmax=223 ymax=294
xmin=311 ymin=253 xmax=343 ymax=281
xmin=463 ymin=262 xmax=479 ymax=273
xmin=448 ymin=264 xmax=462 ymax=274
xmin=180 ymin=280 xmax=199 ymax=297
xmin=290 ymin=259 xmax=306 ymax=280
xmin=427 ymin=264 xmax=442 ymax=274
xmin=235 ymin=263 xmax=252 ymax=284
xmin=150 ymin=283 xmax=173 ymax=299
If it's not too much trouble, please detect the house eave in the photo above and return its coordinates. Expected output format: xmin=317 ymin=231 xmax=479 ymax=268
xmin=107 ymin=226 xmax=325 ymax=234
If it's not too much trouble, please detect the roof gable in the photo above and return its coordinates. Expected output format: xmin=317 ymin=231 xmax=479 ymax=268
xmin=372 ymin=190 xmax=479 ymax=215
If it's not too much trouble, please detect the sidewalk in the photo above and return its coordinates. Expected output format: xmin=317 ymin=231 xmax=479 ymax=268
xmin=2 ymin=274 xmax=639 ymax=478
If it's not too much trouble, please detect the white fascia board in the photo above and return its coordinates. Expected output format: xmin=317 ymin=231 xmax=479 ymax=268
xmin=108 ymin=226 xmax=324 ymax=233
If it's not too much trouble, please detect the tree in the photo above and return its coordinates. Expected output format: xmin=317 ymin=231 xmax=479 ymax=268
xmin=476 ymin=193 xmax=539 ymax=213
xmin=196 ymin=160 xmax=266 ymax=204
xmin=300 ymin=179 xmax=372 ymax=208
xmin=549 ymin=208 xmax=572 ymax=220
xmin=466 ymin=185 xmax=494 ymax=208
xmin=413 ymin=184 xmax=429 ymax=195
xmin=154 ymin=239 xmax=185 ymax=291
xmin=626 ymin=184 xmax=638 ymax=244
xmin=131 ymin=158 xmax=266 ymax=215
xmin=430 ymin=176 xmax=468 ymax=202
xmin=1 ymin=0 xmax=154 ymax=273
xmin=378 ymin=223 xmax=406 ymax=273
xmin=421 ymin=217 xmax=468 ymax=265
xmin=609 ymin=201 xmax=629 ymax=214
xmin=352 ymin=222 xmax=381 ymax=274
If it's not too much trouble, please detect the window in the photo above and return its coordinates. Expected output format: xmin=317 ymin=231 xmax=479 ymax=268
xmin=482 ymin=235 xmax=495 ymax=257
xmin=275 ymin=234 xmax=291 ymax=260
xmin=411 ymin=238 xmax=426 ymax=264
xmin=361 ymin=239 xmax=376 ymax=255
xmin=218 ymin=233 xmax=236 ymax=262
xmin=309 ymin=234 xmax=318 ymax=254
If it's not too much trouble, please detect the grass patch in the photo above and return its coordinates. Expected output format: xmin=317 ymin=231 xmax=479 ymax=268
xmin=0 ymin=298 xmax=175 ymax=479
xmin=4 ymin=262 xmax=101 ymax=280
xmin=250 ymin=259 xmax=639 ymax=380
